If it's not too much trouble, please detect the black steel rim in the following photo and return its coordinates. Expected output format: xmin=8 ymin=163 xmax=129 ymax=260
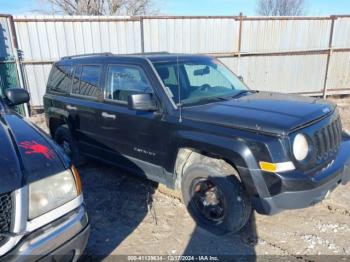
xmin=191 ymin=178 xmax=226 ymax=223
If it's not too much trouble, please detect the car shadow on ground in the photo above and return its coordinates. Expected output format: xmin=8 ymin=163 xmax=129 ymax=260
xmin=182 ymin=214 xmax=257 ymax=260
xmin=79 ymin=160 xmax=157 ymax=259
xmin=79 ymin=160 xmax=257 ymax=260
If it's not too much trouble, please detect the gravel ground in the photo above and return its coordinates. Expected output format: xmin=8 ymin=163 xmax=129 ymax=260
xmin=28 ymin=97 xmax=350 ymax=260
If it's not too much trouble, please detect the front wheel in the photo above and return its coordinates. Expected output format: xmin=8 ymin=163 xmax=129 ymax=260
xmin=181 ymin=163 xmax=251 ymax=235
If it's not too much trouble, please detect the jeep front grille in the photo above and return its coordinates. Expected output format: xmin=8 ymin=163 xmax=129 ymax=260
xmin=313 ymin=117 xmax=342 ymax=161
xmin=0 ymin=192 xmax=12 ymax=246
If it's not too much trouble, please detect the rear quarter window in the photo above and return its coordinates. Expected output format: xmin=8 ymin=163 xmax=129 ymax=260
xmin=47 ymin=64 xmax=72 ymax=94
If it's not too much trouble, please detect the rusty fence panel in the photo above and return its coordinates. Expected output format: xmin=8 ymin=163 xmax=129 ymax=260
xmin=1 ymin=14 xmax=348 ymax=108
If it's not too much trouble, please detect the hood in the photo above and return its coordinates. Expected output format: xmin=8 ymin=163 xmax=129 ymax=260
xmin=183 ymin=92 xmax=335 ymax=135
xmin=0 ymin=113 xmax=67 ymax=193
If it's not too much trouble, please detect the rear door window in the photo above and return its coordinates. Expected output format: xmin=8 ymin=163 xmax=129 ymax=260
xmin=71 ymin=65 xmax=102 ymax=97
xmin=79 ymin=65 xmax=101 ymax=97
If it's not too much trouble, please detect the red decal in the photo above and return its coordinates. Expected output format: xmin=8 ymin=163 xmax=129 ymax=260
xmin=19 ymin=141 xmax=55 ymax=160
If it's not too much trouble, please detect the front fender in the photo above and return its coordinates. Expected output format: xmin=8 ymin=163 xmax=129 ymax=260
xmin=167 ymin=130 xmax=270 ymax=197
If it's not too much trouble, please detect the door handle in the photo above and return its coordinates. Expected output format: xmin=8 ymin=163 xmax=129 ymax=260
xmin=66 ymin=105 xmax=77 ymax=110
xmin=102 ymin=112 xmax=116 ymax=119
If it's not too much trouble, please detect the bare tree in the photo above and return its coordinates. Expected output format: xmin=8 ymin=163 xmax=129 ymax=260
xmin=256 ymin=0 xmax=306 ymax=16
xmin=47 ymin=0 xmax=158 ymax=15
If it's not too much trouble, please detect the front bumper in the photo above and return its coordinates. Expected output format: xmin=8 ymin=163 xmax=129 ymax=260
xmin=253 ymin=137 xmax=350 ymax=215
xmin=2 ymin=205 xmax=90 ymax=261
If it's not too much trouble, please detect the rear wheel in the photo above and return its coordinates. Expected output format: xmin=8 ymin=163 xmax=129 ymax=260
xmin=181 ymin=163 xmax=251 ymax=235
xmin=54 ymin=125 xmax=85 ymax=166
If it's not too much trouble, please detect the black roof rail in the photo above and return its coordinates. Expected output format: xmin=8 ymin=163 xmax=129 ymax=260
xmin=61 ymin=52 xmax=113 ymax=60
xmin=131 ymin=51 xmax=170 ymax=55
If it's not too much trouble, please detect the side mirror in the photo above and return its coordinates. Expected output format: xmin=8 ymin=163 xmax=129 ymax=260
xmin=238 ymin=75 xmax=244 ymax=82
xmin=128 ymin=93 xmax=157 ymax=111
xmin=5 ymin=88 xmax=30 ymax=106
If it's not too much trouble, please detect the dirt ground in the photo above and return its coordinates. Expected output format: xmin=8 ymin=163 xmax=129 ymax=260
xmin=29 ymin=97 xmax=350 ymax=260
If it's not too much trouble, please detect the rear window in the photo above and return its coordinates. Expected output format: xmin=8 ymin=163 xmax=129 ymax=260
xmin=72 ymin=65 xmax=101 ymax=97
xmin=47 ymin=64 xmax=72 ymax=94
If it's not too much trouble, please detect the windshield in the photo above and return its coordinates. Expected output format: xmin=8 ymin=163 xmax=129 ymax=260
xmin=153 ymin=57 xmax=249 ymax=106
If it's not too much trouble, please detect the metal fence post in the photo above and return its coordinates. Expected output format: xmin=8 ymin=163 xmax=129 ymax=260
xmin=238 ymin=12 xmax=243 ymax=55
xmin=322 ymin=15 xmax=336 ymax=99
xmin=140 ymin=17 xmax=145 ymax=54
xmin=237 ymin=12 xmax=243 ymax=76
xmin=8 ymin=15 xmax=30 ymax=117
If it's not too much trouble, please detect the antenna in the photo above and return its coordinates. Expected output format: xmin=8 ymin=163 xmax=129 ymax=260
xmin=176 ymin=54 xmax=182 ymax=123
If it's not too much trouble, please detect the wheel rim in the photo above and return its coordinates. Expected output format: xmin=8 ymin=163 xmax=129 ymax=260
xmin=190 ymin=178 xmax=226 ymax=223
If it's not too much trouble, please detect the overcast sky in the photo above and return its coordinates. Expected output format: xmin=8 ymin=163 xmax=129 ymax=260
xmin=1 ymin=0 xmax=349 ymax=16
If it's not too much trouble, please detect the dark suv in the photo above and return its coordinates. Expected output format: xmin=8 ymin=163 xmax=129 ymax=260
xmin=44 ymin=53 xmax=350 ymax=235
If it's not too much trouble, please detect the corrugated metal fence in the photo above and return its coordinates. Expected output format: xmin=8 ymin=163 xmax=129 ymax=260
xmin=1 ymin=14 xmax=350 ymax=108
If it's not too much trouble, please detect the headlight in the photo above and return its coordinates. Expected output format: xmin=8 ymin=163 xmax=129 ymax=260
xmin=293 ymin=133 xmax=309 ymax=161
xmin=29 ymin=170 xmax=79 ymax=219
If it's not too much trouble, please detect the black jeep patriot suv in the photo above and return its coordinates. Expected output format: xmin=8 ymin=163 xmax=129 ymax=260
xmin=44 ymin=53 xmax=350 ymax=235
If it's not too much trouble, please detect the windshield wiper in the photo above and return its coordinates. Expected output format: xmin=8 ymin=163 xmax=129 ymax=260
xmin=197 ymin=96 xmax=230 ymax=104
xmin=215 ymin=96 xmax=231 ymax=101
xmin=183 ymin=96 xmax=230 ymax=106
xmin=231 ymin=90 xmax=257 ymax=98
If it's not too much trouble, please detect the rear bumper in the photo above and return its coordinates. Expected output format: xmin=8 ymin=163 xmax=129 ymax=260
xmin=252 ymin=137 xmax=350 ymax=215
xmin=2 ymin=205 xmax=90 ymax=261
